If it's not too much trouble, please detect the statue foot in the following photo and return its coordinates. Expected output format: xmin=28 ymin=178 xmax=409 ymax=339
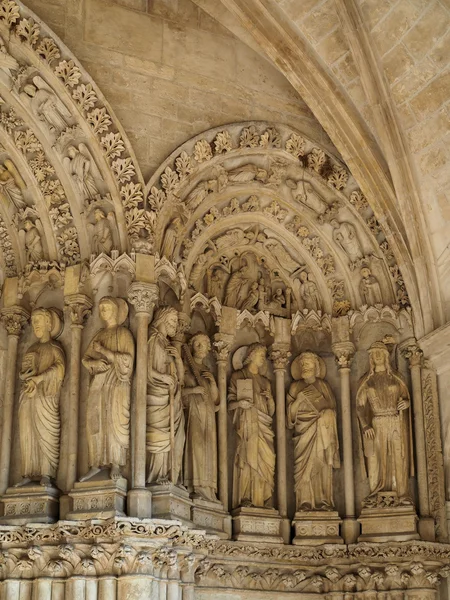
xmin=13 ymin=477 xmax=32 ymax=488
xmin=156 ymin=476 xmax=170 ymax=485
xmin=110 ymin=465 xmax=121 ymax=480
xmin=40 ymin=476 xmax=52 ymax=487
xmin=79 ymin=467 xmax=101 ymax=482
xmin=241 ymin=498 xmax=253 ymax=508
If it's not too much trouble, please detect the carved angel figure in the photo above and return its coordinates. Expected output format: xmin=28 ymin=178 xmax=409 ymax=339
xmin=146 ymin=307 xmax=185 ymax=485
xmin=287 ymin=352 xmax=340 ymax=511
xmin=356 ymin=341 xmax=414 ymax=504
xmin=359 ymin=266 xmax=382 ymax=305
xmin=331 ymin=219 xmax=363 ymax=263
xmin=92 ymin=208 xmax=115 ymax=255
xmin=65 ymin=145 xmax=99 ymax=201
xmin=23 ymin=219 xmax=44 ymax=262
xmin=24 ymin=76 xmax=71 ymax=134
xmin=228 ymin=344 xmax=275 ymax=508
xmin=182 ymin=333 xmax=219 ymax=501
xmin=81 ymin=297 xmax=134 ymax=481
xmin=15 ymin=308 xmax=65 ymax=488
xmin=0 ymin=160 xmax=26 ymax=211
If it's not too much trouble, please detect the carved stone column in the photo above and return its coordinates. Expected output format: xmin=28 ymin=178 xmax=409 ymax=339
xmin=332 ymin=341 xmax=359 ymax=544
xmin=60 ymin=294 xmax=92 ymax=518
xmin=270 ymin=346 xmax=291 ymax=544
xmin=403 ymin=342 xmax=435 ymax=541
xmin=0 ymin=306 xmax=29 ymax=495
xmin=128 ymin=281 xmax=159 ymax=518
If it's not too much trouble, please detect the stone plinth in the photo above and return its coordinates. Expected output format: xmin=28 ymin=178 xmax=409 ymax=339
xmin=191 ymin=497 xmax=231 ymax=539
xmin=67 ymin=477 xmax=127 ymax=519
xmin=292 ymin=510 xmax=343 ymax=545
xmin=1 ymin=485 xmax=60 ymax=524
xmin=358 ymin=503 xmax=419 ymax=542
xmin=148 ymin=483 xmax=193 ymax=526
xmin=231 ymin=507 xmax=283 ymax=543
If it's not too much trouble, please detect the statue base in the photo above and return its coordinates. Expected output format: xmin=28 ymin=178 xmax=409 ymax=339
xmin=358 ymin=501 xmax=419 ymax=542
xmin=67 ymin=477 xmax=127 ymax=519
xmin=292 ymin=510 xmax=343 ymax=545
xmin=1 ymin=484 xmax=60 ymax=524
xmin=148 ymin=483 xmax=193 ymax=526
xmin=191 ymin=497 xmax=231 ymax=539
xmin=231 ymin=507 xmax=284 ymax=544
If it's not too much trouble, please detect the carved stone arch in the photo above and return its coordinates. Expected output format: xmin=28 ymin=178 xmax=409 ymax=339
xmin=146 ymin=122 xmax=407 ymax=319
xmin=0 ymin=0 xmax=146 ymax=283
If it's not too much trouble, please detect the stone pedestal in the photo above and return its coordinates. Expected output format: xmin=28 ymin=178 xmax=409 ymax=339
xmin=1 ymin=485 xmax=60 ymax=524
xmin=67 ymin=477 xmax=127 ymax=519
xmin=149 ymin=483 xmax=193 ymax=526
xmin=358 ymin=503 xmax=419 ymax=542
xmin=191 ymin=497 xmax=231 ymax=539
xmin=231 ymin=507 xmax=284 ymax=543
xmin=292 ymin=510 xmax=343 ymax=545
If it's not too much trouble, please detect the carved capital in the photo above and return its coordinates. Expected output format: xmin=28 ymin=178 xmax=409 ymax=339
xmin=402 ymin=342 xmax=423 ymax=368
xmin=65 ymin=293 xmax=93 ymax=327
xmin=1 ymin=306 xmax=29 ymax=337
xmin=332 ymin=341 xmax=355 ymax=368
xmin=213 ymin=333 xmax=234 ymax=362
xmin=269 ymin=346 xmax=291 ymax=370
xmin=128 ymin=282 xmax=159 ymax=315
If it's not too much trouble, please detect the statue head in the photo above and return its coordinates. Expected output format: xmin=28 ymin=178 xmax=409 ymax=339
xmin=330 ymin=219 xmax=339 ymax=229
xmin=361 ymin=266 xmax=371 ymax=279
xmin=24 ymin=84 xmax=36 ymax=98
xmin=291 ymin=351 xmax=325 ymax=382
xmin=299 ymin=271 xmax=308 ymax=282
xmin=98 ymin=296 xmax=128 ymax=327
xmin=23 ymin=219 xmax=33 ymax=231
xmin=152 ymin=306 xmax=178 ymax=338
xmin=31 ymin=307 xmax=62 ymax=341
xmin=244 ymin=342 xmax=266 ymax=369
xmin=189 ymin=332 xmax=211 ymax=360
xmin=368 ymin=341 xmax=390 ymax=374
xmin=67 ymin=146 xmax=77 ymax=159
xmin=94 ymin=208 xmax=105 ymax=222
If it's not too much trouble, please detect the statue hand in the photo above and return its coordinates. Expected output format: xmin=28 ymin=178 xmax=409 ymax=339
xmin=93 ymin=341 xmax=104 ymax=354
xmin=166 ymin=345 xmax=179 ymax=358
xmin=195 ymin=386 xmax=207 ymax=398
xmin=97 ymin=359 xmax=110 ymax=372
xmin=239 ymin=399 xmax=252 ymax=409
xmin=397 ymin=399 xmax=409 ymax=411
xmin=364 ymin=427 xmax=375 ymax=440
xmin=23 ymin=379 xmax=36 ymax=394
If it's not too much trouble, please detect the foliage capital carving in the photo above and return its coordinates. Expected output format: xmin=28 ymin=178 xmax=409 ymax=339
xmin=401 ymin=341 xmax=423 ymax=367
xmin=128 ymin=282 xmax=159 ymax=315
xmin=213 ymin=333 xmax=234 ymax=362
xmin=331 ymin=341 xmax=355 ymax=368
xmin=269 ymin=346 xmax=291 ymax=370
xmin=64 ymin=293 xmax=93 ymax=327
xmin=1 ymin=306 xmax=30 ymax=337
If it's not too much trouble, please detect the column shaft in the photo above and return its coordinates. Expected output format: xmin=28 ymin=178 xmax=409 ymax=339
xmin=410 ymin=359 xmax=430 ymax=516
xmin=0 ymin=334 xmax=19 ymax=494
xmin=274 ymin=368 xmax=287 ymax=519
xmin=217 ymin=359 xmax=228 ymax=512
xmin=133 ymin=312 xmax=150 ymax=489
xmin=339 ymin=365 xmax=355 ymax=519
xmin=65 ymin=325 xmax=83 ymax=492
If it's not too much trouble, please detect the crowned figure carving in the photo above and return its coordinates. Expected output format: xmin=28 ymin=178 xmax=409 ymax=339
xmin=356 ymin=341 xmax=414 ymax=506
xmin=15 ymin=308 xmax=65 ymax=488
xmin=228 ymin=343 xmax=275 ymax=509
xmin=287 ymin=352 xmax=340 ymax=511
xmin=80 ymin=297 xmax=134 ymax=482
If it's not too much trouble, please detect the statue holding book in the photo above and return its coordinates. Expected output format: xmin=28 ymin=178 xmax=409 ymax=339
xmin=287 ymin=352 xmax=340 ymax=511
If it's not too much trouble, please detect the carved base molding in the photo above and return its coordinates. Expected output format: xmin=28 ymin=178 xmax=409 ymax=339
xmin=191 ymin=497 xmax=231 ymax=539
xmin=0 ymin=485 xmax=60 ymax=525
xmin=67 ymin=477 xmax=127 ymax=519
xmin=148 ymin=483 xmax=193 ymax=525
xmin=231 ymin=506 xmax=284 ymax=543
xmin=358 ymin=504 xmax=419 ymax=542
xmin=292 ymin=510 xmax=343 ymax=545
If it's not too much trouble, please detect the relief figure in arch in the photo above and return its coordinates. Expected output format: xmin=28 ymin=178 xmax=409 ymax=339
xmin=182 ymin=333 xmax=219 ymax=501
xmin=356 ymin=341 xmax=414 ymax=504
xmin=81 ymin=297 xmax=134 ymax=481
xmin=359 ymin=266 xmax=382 ymax=306
xmin=23 ymin=219 xmax=44 ymax=262
xmin=15 ymin=308 xmax=65 ymax=488
xmin=228 ymin=343 xmax=275 ymax=508
xmin=287 ymin=352 xmax=340 ymax=511
xmin=146 ymin=306 xmax=185 ymax=485
xmin=92 ymin=208 xmax=115 ymax=255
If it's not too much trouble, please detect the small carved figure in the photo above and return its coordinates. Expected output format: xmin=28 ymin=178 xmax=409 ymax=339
xmin=298 ymin=271 xmax=322 ymax=312
xmin=228 ymin=344 xmax=275 ymax=508
xmin=287 ymin=352 xmax=340 ymax=511
xmin=356 ymin=341 xmax=414 ymax=504
xmin=24 ymin=76 xmax=71 ymax=135
xmin=240 ymin=281 xmax=260 ymax=312
xmin=331 ymin=219 xmax=364 ymax=264
xmin=147 ymin=307 xmax=185 ymax=485
xmin=207 ymin=267 xmax=228 ymax=301
xmin=264 ymin=237 xmax=301 ymax=273
xmin=0 ymin=160 xmax=26 ymax=210
xmin=270 ymin=287 xmax=286 ymax=308
xmin=92 ymin=208 xmax=115 ymax=255
xmin=224 ymin=259 xmax=251 ymax=308
xmin=23 ymin=219 xmax=44 ymax=262
xmin=161 ymin=216 xmax=182 ymax=259
xmin=286 ymin=180 xmax=328 ymax=215
xmin=15 ymin=308 xmax=65 ymax=488
xmin=65 ymin=145 xmax=99 ymax=201
xmin=81 ymin=297 xmax=134 ymax=482
xmin=359 ymin=266 xmax=382 ymax=305
xmin=226 ymin=163 xmax=267 ymax=184
xmin=0 ymin=35 xmax=18 ymax=76
xmin=182 ymin=333 xmax=219 ymax=501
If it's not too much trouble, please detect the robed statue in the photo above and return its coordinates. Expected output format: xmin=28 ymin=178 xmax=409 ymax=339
xmin=146 ymin=306 xmax=185 ymax=485
xmin=182 ymin=333 xmax=219 ymax=501
xmin=16 ymin=308 xmax=65 ymax=488
xmin=81 ymin=297 xmax=134 ymax=481
xmin=287 ymin=352 xmax=340 ymax=511
xmin=356 ymin=341 xmax=414 ymax=504
xmin=228 ymin=343 xmax=275 ymax=509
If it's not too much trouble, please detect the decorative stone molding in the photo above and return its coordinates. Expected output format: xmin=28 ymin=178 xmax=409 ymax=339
xmin=64 ymin=293 xmax=92 ymax=327
xmin=0 ymin=305 xmax=29 ymax=335
xmin=128 ymin=282 xmax=159 ymax=315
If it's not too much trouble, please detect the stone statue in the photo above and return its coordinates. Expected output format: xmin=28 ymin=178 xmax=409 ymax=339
xmin=298 ymin=271 xmax=322 ymax=312
xmin=287 ymin=352 xmax=340 ymax=511
xmin=24 ymin=76 xmax=71 ymax=135
xmin=92 ymin=208 xmax=115 ymax=254
xmin=331 ymin=219 xmax=363 ymax=264
xmin=224 ymin=259 xmax=251 ymax=308
xmin=15 ymin=308 xmax=65 ymax=488
xmin=228 ymin=343 xmax=275 ymax=508
xmin=0 ymin=160 xmax=26 ymax=211
xmin=81 ymin=297 xmax=134 ymax=482
xmin=359 ymin=266 xmax=382 ymax=305
xmin=356 ymin=341 xmax=414 ymax=504
xmin=161 ymin=216 xmax=182 ymax=259
xmin=23 ymin=219 xmax=44 ymax=262
xmin=146 ymin=306 xmax=185 ymax=485
xmin=182 ymin=333 xmax=219 ymax=501
xmin=64 ymin=145 xmax=99 ymax=201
